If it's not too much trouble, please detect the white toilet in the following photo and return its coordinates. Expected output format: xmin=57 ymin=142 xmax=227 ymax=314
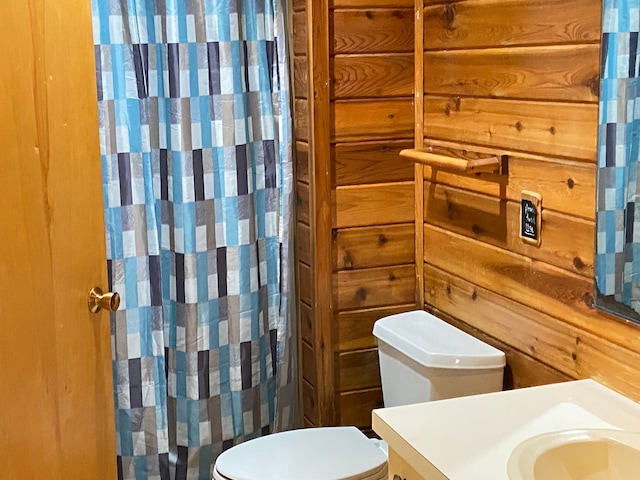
xmin=211 ymin=310 xmax=506 ymax=480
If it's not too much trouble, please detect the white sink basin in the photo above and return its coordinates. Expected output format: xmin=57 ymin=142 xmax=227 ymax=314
xmin=507 ymin=429 xmax=640 ymax=480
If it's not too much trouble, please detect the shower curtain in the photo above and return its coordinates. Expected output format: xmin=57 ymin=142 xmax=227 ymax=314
xmin=596 ymin=0 xmax=640 ymax=317
xmin=91 ymin=0 xmax=295 ymax=478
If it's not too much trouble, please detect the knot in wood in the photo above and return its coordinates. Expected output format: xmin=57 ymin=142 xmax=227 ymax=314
xmin=442 ymin=4 xmax=456 ymax=25
xmin=572 ymin=256 xmax=585 ymax=269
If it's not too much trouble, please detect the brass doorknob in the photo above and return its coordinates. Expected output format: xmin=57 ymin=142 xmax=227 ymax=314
xmin=88 ymin=287 xmax=120 ymax=313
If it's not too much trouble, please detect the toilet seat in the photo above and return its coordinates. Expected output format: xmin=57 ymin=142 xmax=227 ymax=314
xmin=212 ymin=427 xmax=388 ymax=480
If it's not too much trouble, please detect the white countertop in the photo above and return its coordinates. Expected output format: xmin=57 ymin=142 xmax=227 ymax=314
xmin=372 ymin=379 xmax=640 ymax=479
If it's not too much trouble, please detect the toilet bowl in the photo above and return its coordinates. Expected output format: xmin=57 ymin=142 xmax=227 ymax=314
xmin=211 ymin=310 xmax=506 ymax=480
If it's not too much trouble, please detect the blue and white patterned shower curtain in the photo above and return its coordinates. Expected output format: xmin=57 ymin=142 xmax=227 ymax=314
xmin=596 ymin=0 xmax=640 ymax=316
xmin=91 ymin=0 xmax=295 ymax=478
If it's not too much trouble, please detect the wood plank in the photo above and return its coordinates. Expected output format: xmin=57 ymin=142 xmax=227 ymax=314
xmin=426 ymin=306 xmax=573 ymax=389
xmin=300 ymin=300 xmax=315 ymax=346
xmin=335 ymin=265 xmax=416 ymax=310
xmin=332 ymin=9 xmax=414 ymax=54
xmin=332 ymin=0 xmax=414 ymax=7
xmin=302 ymin=379 xmax=318 ymax=425
xmin=506 ymin=156 xmax=596 ymax=219
xmin=293 ymin=0 xmax=306 ymax=11
xmin=424 ymin=45 xmax=600 ymax=102
xmin=297 ymin=181 xmax=310 ymax=225
xmin=422 ymin=225 xmax=640 ymax=352
xmin=335 ymin=182 xmax=414 ymax=228
xmin=423 ymin=265 xmax=640 ymax=401
xmin=294 ymin=98 xmax=309 ymax=141
xmin=294 ymin=56 xmax=308 ymax=99
xmin=414 ymin=0 xmax=425 ymax=306
xmin=419 ymin=141 xmax=596 ymax=219
xmin=333 ymin=53 xmax=414 ymax=98
xmin=334 ymin=140 xmax=414 ymax=186
xmin=334 ymin=224 xmax=415 ymax=270
xmin=308 ymin=0 xmax=336 ymax=426
xmin=423 ymin=96 xmax=598 ymax=161
xmin=301 ymin=340 xmax=317 ymax=385
xmin=424 ymin=0 xmax=601 ymax=50
xmin=293 ymin=11 xmax=307 ymax=55
xmin=423 ymin=181 xmax=594 ymax=277
xmin=339 ymin=388 xmax=383 ymax=428
xmin=298 ymin=262 xmax=313 ymax=305
xmin=296 ymin=141 xmax=310 ymax=184
xmin=338 ymin=348 xmax=381 ymax=391
xmin=297 ymin=222 xmax=311 ymax=266
xmin=337 ymin=304 xmax=415 ymax=351
xmin=334 ymin=99 xmax=414 ymax=142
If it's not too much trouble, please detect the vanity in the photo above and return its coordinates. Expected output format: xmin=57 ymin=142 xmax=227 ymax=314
xmin=372 ymin=380 xmax=640 ymax=480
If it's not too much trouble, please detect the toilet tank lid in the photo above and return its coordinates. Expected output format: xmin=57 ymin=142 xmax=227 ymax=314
xmin=372 ymin=310 xmax=506 ymax=369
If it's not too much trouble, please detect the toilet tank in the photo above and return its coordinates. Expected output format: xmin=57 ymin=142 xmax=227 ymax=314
xmin=373 ymin=310 xmax=505 ymax=408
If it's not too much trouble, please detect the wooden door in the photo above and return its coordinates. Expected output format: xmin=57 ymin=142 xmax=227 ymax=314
xmin=0 ymin=1 xmax=117 ymax=478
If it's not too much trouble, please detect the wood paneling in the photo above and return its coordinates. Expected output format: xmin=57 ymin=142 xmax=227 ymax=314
xmin=332 ymin=0 xmax=414 ymax=8
xmin=302 ymin=379 xmax=318 ymax=425
xmin=333 ymin=54 xmax=414 ymax=98
xmin=334 ymin=99 xmax=414 ymax=142
xmin=297 ymin=182 xmax=310 ymax=225
xmin=296 ymin=0 xmax=416 ymax=430
xmin=424 ymin=96 xmax=598 ymax=161
xmin=301 ymin=340 xmax=317 ymax=385
xmin=293 ymin=11 xmax=307 ymax=55
xmin=298 ymin=262 xmax=313 ymax=305
xmin=339 ymin=388 xmax=384 ymax=427
xmin=338 ymin=349 xmax=381 ymax=391
xmin=334 ymin=224 xmax=414 ymax=270
xmin=294 ymin=57 xmax=308 ymax=99
xmin=299 ymin=297 xmax=315 ymax=346
xmin=424 ymin=45 xmax=600 ymax=102
xmin=335 ymin=182 xmax=414 ymax=228
xmin=423 ymin=0 xmax=601 ymax=50
xmin=294 ymin=98 xmax=309 ymax=141
xmin=337 ymin=304 xmax=415 ymax=351
xmin=309 ymin=0 xmax=336 ymax=427
xmin=420 ymin=141 xmax=596 ymax=219
xmin=296 ymin=141 xmax=310 ymax=184
xmin=335 ymin=265 xmax=416 ymax=310
xmin=334 ymin=140 xmax=414 ymax=186
xmin=332 ymin=9 xmax=414 ymax=54
xmin=423 ymin=265 xmax=640 ymax=400
xmin=426 ymin=306 xmax=573 ymax=389
xmin=297 ymin=222 xmax=311 ymax=265
xmin=423 ymin=181 xmax=594 ymax=276
xmin=423 ymin=225 xmax=640 ymax=353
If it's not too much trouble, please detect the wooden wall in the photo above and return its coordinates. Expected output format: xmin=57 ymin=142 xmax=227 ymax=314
xmin=418 ymin=0 xmax=640 ymax=400
xmin=296 ymin=0 xmax=640 ymax=433
xmin=294 ymin=0 xmax=416 ymax=429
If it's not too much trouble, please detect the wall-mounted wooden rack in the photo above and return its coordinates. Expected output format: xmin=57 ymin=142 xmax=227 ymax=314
xmin=399 ymin=148 xmax=502 ymax=173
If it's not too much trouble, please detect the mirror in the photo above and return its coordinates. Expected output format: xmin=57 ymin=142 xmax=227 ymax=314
xmin=594 ymin=1 xmax=640 ymax=323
